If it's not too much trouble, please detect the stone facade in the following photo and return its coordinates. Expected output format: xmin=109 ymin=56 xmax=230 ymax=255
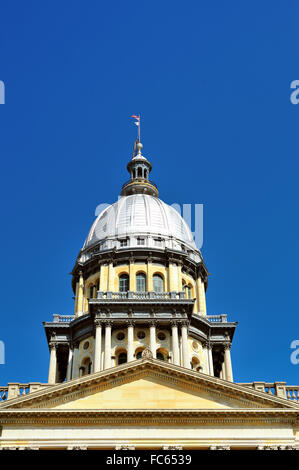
xmin=0 ymin=137 xmax=298 ymax=450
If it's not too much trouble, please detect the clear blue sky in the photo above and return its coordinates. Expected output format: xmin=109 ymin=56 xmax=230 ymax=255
xmin=0 ymin=1 xmax=298 ymax=385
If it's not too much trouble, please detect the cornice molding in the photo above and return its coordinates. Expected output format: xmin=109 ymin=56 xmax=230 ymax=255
xmin=0 ymin=409 xmax=298 ymax=427
xmin=1 ymin=359 xmax=298 ymax=411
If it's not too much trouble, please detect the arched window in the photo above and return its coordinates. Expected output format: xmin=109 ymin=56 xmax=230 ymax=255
xmin=119 ymin=274 xmax=129 ymax=292
xmin=186 ymin=285 xmax=192 ymax=299
xmin=153 ymin=274 xmax=164 ymax=293
xmin=118 ymin=352 xmax=127 ymax=365
xmin=80 ymin=357 xmax=92 ymax=376
xmin=138 ymin=167 xmax=142 ymax=178
xmin=191 ymin=357 xmax=201 ymax=372
xmin=136 ymin=273 xmax=146 ymax=292
xmin=135 ymin=348 xmax=145 ymax=359
xmin=157 ymin=352 xmax=165 ymax=361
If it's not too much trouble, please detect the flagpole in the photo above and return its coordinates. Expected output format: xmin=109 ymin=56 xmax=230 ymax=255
xmin=138 ymin=113 xmax=141 ymax=142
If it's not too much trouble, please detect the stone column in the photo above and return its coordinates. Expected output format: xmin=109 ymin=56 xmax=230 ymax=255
xmin=168 ymin=261 xmax=178 ymax=292
xmin=66 ymin=347 xmax=73 ymax=381
xmin=171 ymin=321 xmax=180 ymax=365
xmin=196 ymin=278 xmax=207 ymax=314
xmin=48 ymin=343 xmax=57 ymax=384
xmin=147 ymin=258 xmax=153 ymax=291
xmin=99 ymin=263 xmax=106 ymax=292
xmin=208 ymin=344 xmax=214 ymax=376
xmin=224 ymin=344 xmax=233 ymax=382
xmin=149 ymin=321 xmax=157 ymax=358
xmin=181 ymin=322 xmax=190 ymax=369
xmin=71 ymin=343 xmax=80 ymax=379
xmin=127 ymin=321 xmax=134 ymax=362
xmin=221 ymin=360 xmax=226 ymax=380
xmin=77 ymin=271 xmax=84 ymax=316
xmin=108 ymin=261 xmax=114 ymax=292
xmin=202 ymin=343 xmax=209 ymax=374
xmin=177 ymin=262 xmax=183 ymax=292
xmin=104 ymin=322 xmax=112 ymax=369
xmin=129 ymin=256 xmax=135 ymax=291
xmin=94 ymin=320 xmax=102 ymax=372
xmin=74 ymin=282 xmax=79 ymax=314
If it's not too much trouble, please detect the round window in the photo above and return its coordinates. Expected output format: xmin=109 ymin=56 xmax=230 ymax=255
xmin=116 ymin=332 xmax=125 ymax=341
xmin=157 ymin=332 xmax=166 ymax=341
xmin=83 ymin=341 xmax=89 ymax=350
xmin=137 ymin=331 xmax=146 ymax=340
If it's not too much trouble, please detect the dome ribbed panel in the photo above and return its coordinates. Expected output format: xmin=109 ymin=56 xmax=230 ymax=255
xmin=149 ymin=198 xmax=167 ymax=234
xmin=83 ymin=194 xmax=197 ymax=251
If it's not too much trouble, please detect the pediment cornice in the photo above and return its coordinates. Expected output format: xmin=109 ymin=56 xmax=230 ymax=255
xmin=0 ymin=359 xmax=298 ymax=410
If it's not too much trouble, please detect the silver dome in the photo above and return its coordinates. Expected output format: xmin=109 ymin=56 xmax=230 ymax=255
xmin=81 ymin=194 xmax=200 ymax=262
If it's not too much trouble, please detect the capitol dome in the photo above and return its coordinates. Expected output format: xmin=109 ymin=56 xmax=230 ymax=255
xmin=79 ymin=140 xmax=201 ymax=264
xmin=83 ymin=193 xmax=197 ymax=251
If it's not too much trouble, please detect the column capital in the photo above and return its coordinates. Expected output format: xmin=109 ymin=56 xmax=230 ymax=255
xmin=148 ymin=320 xmax=156 ymax=328
xmin=49 ymin=342 xmax=58 ymax=350
xmin=170 ymin=320 xmax=178 ymax=327
xmin=94 ymin=319 xmax=103 ymax=328
xmin=224 ymin=342 xmax=232 ymax=350
xmin=102 ymin=320 xmax=112 ymax=328
xmin=202 ymin=340 xmax=213 ymax=350
xmin=127 ymin=320 xmax=135 ymax=327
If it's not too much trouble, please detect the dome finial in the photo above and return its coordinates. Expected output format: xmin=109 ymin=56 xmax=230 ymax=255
xmin=136 ymin=141 xmax=143 ymax=156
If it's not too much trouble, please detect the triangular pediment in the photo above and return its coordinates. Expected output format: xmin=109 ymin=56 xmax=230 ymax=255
xmin=1 ymin=359 xmax=297 ymax=411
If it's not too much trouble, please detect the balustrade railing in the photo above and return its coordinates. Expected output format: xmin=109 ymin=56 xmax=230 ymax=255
xmin=238 ymin=382 xmax=299 ymax=402
xmin=52 ymin=314 xmax=75 ymax=323
xmin=0 ymin=383 xmax=50 ymax=402
xmin=96 ymin=291 xmax=187 ymax=300
xmin=207 ymin=314 xmax=228 ymax=323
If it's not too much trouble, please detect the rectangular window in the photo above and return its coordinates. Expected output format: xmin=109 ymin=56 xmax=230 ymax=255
xmin=120 ymin=239 xmax=128 ymax=247
xmin=137 ymin=238 xmax=145 ymax=246
xmin=136 ymin=273 xmax=146 ymax=292
xmin=154 ymin=239 xmax=162 ymax=247
xmin=99 ymin=241 xmax=107 ymax=251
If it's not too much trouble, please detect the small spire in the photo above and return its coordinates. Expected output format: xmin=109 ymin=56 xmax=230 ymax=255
xmin=121 ymin=138 xmax=158 ymax=198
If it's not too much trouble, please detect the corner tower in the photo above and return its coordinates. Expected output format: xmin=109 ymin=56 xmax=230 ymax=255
xmin=43 ymin=137 xmax=237 ymax=384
